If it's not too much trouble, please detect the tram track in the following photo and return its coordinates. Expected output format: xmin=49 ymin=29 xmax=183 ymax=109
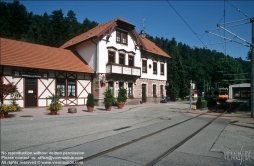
xmin=145 ymin=110 xmax=227 ymax=166
xmin=67 ymin=108 xmax=228 ymax=166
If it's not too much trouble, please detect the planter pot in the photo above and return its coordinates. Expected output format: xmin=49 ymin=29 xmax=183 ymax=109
xmin=87 ymin=106 xmax=94 ymax=112
xmin=105 ymin=105 xmax=112 ymax=111
xmin=117 ymin=102 xmax=125 ymax=109
xmin=50 ymin=110 xmax=57 ymax=115
xmin=0 ymin=112 xmax=8 ymax=119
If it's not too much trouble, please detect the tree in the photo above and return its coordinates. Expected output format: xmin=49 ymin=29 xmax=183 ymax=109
xmin=6 ymin=0 xmax=29 ymax=40
xmin=82 ymin=18 xmax=98 ymax=33
xmin=50 ymin=9 xmax=66 ymax=47
xmin=66 ymin=10 xmax=82 ymax=39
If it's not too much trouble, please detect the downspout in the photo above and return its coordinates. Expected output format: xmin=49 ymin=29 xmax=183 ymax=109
xmin=91 ymin=38 xmax=99 ymax=104
xmin=90 ymin=38 xmax=98 ymax=74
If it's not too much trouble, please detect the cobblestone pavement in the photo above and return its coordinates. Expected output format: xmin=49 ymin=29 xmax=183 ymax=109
xmin=181 ymin=109 xmax=254 ymax=128
xmin=2 ymin=101 xmax=254 ymax=126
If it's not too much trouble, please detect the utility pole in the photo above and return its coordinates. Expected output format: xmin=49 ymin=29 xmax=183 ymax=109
xmin=190 ymin=79 xmax=192 ymax=110
xmin=251 ymin=18 xmax=254 ymax=118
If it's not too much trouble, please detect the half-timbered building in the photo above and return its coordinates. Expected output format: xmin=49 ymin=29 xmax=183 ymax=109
xmin=0 ymin=38 xmax=93 ymax=108
xmin=1 ymin=17 xmax=171 ymax=108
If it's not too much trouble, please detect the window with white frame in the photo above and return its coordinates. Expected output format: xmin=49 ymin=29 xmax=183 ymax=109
xmin=119 ymin=82 xmax=124 ymax=88
xmin=142 ymin=59 xmax=147 ymax=73
xmin=56 ymin=79 xmax=76 ymax=97
xmin=108 ymin=81 xmax=114 ymax=95
xmin=160 ymin=63 xmax=164 ymax=75
xmin=160 ymin=85 xmax=163 ymax=96
xmin=128 ymin=83 xmax=133 ymax=96
xmin=67 ymin=80 xmax=76 ymax=97
xmin=56 ymin=79 xmax=66 ymax=97
xmin=153 ymin=84 xmax=156 ymax=97
xmin=108 ymin=51 xmax=115 ymax=63
xmin=129 ymin=55 xmax=134 ymax=66
xmin=119 ymin=53 xmax=125 ymax=65
xmin=153 ymin=62 xmax=157 ymax=74
xmin=116 ymin=30 xmax=128 ymax=45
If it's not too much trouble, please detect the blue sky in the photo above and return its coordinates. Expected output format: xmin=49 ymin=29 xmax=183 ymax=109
xmin=15 ymin=0 xmax=254 ymax=60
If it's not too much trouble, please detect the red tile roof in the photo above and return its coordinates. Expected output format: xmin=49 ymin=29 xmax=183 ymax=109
xmin=0 ymin=38 xmax=94 ymax=73
xmin=60 ymin=17 xmax=134 ymax=49
xmin=60 ymin=17 xmax=170 ymax=58
xmin=140 ymin=37 xmax=171 ymax=58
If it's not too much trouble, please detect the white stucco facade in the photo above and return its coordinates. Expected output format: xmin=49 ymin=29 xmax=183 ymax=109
xmin=69 ymin=24 xmax=169 ymax=105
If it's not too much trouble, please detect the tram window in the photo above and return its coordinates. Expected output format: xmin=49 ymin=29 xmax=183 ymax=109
xmin=219 ymin=90 xmax=228 ymax=95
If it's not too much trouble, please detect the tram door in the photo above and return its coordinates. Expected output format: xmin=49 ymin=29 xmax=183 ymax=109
xmin=142 ymin=84 xmax=146 ymax=103
xmin=25 ymin=78 xmax=37 ymax=107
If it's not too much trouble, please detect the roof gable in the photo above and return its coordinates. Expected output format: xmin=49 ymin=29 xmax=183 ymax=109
xmin=60 ymin=17 xmax=137 ymax=49
xmin=0 ymin=38 xmax=93 ymax=73
xmin=140 ymin=37 xmax=171 ymax=58
xmin=60 ymin=17 xmax=170 ymax=58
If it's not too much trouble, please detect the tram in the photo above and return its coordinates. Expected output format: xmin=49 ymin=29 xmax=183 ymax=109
xmin=205 ymin=88 xmax=228 ymax=102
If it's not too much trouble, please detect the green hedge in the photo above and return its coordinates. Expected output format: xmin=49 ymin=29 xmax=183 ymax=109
xmin=207 ymin=99 xmax=217 ymax=108
xmin=196 ymin=97 xmax=207 ymax=109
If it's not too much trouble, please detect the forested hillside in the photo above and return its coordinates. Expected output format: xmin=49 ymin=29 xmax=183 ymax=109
xmin=146 ymin=35 xmax=251 ymax=98
xmin=0 ymin=0 xmax=251 ymax=98
xmin=0 ymin=0 xmax=98 ymax=47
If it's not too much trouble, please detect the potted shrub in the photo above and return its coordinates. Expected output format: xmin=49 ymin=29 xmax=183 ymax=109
xmin=103 ymin=87 xmax=115 ymax=111
xmin=117 ymin=87 xmax=127 ymax=109
xmin=0 ymin=83 xmax=21 ymax=118
xmin=86 ymin=93 xmax=95 ymax=112
xmin=0 ymin=104 xmax=9 ymax=118
xmin=47 ymin=88 xmax=62 ymax=115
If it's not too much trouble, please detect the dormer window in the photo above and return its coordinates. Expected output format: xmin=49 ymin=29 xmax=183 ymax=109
xmin=122 ymin=33 xmax=127 ymax=44
xmin=116 ymin=30 xmax=128 ymax=45
xmin=116 ymin=31 xmax=121 ymax=42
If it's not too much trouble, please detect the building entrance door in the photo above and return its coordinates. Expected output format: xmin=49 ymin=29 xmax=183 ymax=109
xmin=142 ymin=84 xmax=146 ymax=103
xmin=25 ymin=78 xmax=37 ymax=107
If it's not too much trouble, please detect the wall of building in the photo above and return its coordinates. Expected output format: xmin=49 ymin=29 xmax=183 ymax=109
xmin=140 ymin=52 xmax=167 ymax=81
xmin=76 ymin=40 xmax=97 ymax=71
xmin=92 ymin=75 xmax=166 ymax=106
xmin=97 ymin=29 xmax=141 ymax=74
xmin=1 ymin=66 xmax=92 ymax=108
xmin=2 ymin=75 xmax=24 ymax=107
xmin=229 ymin=83 xmax=251 ymax=99
xmin=74 ymin=27 xmax=168 ymax=106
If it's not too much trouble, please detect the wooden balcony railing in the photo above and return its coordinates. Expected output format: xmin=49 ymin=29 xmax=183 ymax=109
xmin=106 ymin=64 xmax=141 ymax=77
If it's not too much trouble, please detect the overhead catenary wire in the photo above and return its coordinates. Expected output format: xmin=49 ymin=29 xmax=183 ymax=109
xmin=225 ymin=0 xmax=249 ymax=19
xmin=195 ymin=41 xmax=232 ymax=48
xmin=219 ymin=18 xmax=249 ymax=25
xmin=206 ymin=33 xmax=212 ymax=50
xmin=223 ymin=22 xmax=250 ymax=28
xmin=207 ymin=21 xmax=250 ymax=32
xmin=205 ymin=31 xmax=250 ymax=47
xmin=165 ymin=0 xmax=205 ymax=46
xmin=202 ymin=1 xmax=252 ymax=52
xmin=217 ymin=24 xmax=251 ymax=45
xmin=224 ymin=0 xmax=226 ymax=55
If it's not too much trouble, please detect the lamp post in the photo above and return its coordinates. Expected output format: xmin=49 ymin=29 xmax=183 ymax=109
xmin=190 ymin=79 xmax=192 ymax=110
xmin=251 ymin=18 xmax=254 ymax=118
